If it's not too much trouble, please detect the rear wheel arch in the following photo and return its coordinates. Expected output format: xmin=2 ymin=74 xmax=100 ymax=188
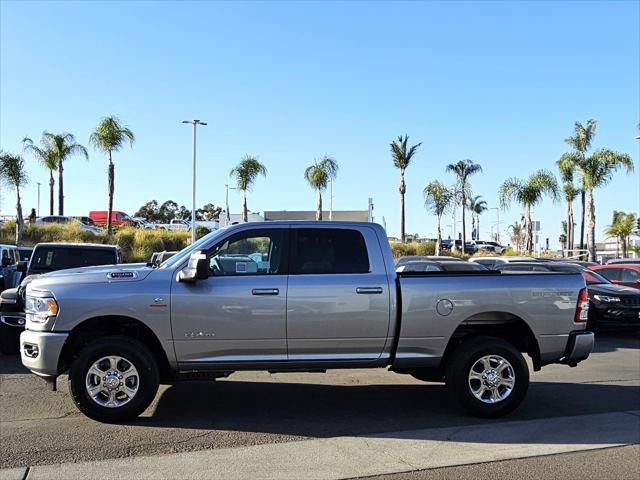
xmin=442 ymin=311 xmax=541 ymax=372
xmin=58 ymin=315 xmax=172 ymax=382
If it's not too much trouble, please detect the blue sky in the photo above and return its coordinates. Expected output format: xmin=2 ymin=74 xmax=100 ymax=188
xmin=1 ymin=0 xmax=638 ymax=246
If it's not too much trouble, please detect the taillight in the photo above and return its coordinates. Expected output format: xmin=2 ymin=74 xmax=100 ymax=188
xmin=575 ymin=288 xmax=589 ymax=323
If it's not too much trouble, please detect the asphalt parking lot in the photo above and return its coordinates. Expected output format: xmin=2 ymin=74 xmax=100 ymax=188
xmin=1 ymin=332 xmax=639 ymax=479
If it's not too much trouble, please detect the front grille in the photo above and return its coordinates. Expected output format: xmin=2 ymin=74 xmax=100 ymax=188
xmin=621 ymin=297 xmax=640 ymax=307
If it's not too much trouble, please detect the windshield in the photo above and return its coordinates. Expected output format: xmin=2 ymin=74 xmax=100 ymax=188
xmin=158 ymin=228 xmax=227 ymax=269
xmin=29 ymin=247 xmax=117 ymax=273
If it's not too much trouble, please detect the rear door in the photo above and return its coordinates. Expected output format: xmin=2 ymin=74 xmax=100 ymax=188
xmin=286 ymin=226 xmax=391 ymax=361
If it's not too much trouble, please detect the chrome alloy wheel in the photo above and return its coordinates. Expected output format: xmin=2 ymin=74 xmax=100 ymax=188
xmin=468 ymin=355 xmax=515 ymax=404
xmin=85 ymin=356 xmax=139 ymax=408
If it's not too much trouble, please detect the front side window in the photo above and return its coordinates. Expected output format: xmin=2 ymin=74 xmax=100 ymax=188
xmin=208 ymin=229 xmax=285 ymax=276
xmin=597 ymin=268 xmax=621 ymax=281
xmin=621 ymin=268 xmax=639 ymax=282
xmin=291 ymin=228 xmax=370 ymax=274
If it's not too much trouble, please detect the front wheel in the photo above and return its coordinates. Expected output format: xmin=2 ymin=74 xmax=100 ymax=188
xmin=69 ymin=336 xmax=159 ymax=423
xmin=446 ymin=336 xmax=529 ymax=418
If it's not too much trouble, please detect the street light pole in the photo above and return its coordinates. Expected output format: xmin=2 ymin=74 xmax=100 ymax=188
xmin=36 ymin=182 xmax=41 ymax=216
xmin=225 ymin=184 xmax=237 ymax=225
xmin=490 ymin=207 xmax=501 ymax=243
xmin=329 ymin=178 xmax=333 ymax=221
xmin=182 ymin=119 xmax=207 ymax=243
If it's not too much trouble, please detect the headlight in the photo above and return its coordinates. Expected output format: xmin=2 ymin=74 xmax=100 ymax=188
xmin=593 ymin=295 xmax=621 ymax=303
xmin=25 ymin=295 xmax=59 ymax=323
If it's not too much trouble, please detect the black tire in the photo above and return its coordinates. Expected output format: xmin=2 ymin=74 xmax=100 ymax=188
xmin=0 ymin=323 xmax=20 ymax=355
xmin=69 ymin=336 xmax=159 ymax=423
xmin=445 ymin=336 xmax=529 ymax=418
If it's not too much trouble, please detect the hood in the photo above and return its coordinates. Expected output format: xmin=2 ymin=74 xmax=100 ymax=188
xmin=588 ymin=283 xmax=640 ymax=297
xmin=28 ymin=263 xmax=155 ymax=289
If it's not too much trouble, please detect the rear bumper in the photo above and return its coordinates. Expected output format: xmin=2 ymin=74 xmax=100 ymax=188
xmin=560 ymin=331 xmax=594 ymax=366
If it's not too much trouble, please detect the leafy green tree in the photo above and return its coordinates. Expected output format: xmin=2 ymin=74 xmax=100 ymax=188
xmin=230 ymin=156 xmax=267 ymax=223
xmin=508 ymin=222 xmax=525 ymax=253
xmin=390 ymin=135 xmax=421 ymax=243
xmin=499 ymin=170 xmax=559 ymax=254
xmin=467 ymin=195 xmax=487 ymax=241
xmin=604 ymin=211 xmax=637 ymax=258
xmin=423 ymin=180 xmax=453 ymax=256
xmin=134 ymin=200 xmax=161 ymax=222
xmin=0 ymin=151 xmax=28 ymax=245
xmin=89 ymin=116 xmax=135 ymax=234
xmin=446 ymin=159 xmax=482 ymax=249
xmin=40 ymin=132 xmax=88 ymax=215
xmin=559 ymin=146 xmax=633 ymax=261
xmin=197 ymin=203 xmax=222 ymax=221
xmin=25 ymin=138 xmax=57 ymax=215
xmin=303 ymin=155 xmax=338 ymax=220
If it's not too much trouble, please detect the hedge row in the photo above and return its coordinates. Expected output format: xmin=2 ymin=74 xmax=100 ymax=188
xmin=0 ymin=222 xmax=210 ymax=263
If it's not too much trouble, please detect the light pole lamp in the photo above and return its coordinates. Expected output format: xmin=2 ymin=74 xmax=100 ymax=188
xmin=182 ymin=119 xmax=207 ymax=243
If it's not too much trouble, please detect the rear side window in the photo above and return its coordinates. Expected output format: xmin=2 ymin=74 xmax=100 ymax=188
xmin=292 ymin=228 xmax=370 ymax=274
xmin=30 ymin=248 xmax=117 ymax=272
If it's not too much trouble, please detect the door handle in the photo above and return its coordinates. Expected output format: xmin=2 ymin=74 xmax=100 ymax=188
xmin=356 ymin=287 xmax=383 ymax=294
xmin=252 ymin=288 xmax=280 ymax=296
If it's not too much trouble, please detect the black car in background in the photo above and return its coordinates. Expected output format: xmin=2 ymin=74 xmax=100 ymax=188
xmin=497 ymin=262 xmax=640 ymax=331
xmin=17 ymin=247 xmax=33 ymax=262
xmin=0 ymin=242 xmax=122 ymax=354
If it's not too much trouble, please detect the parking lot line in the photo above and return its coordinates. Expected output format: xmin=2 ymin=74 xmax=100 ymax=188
xmin=10 ymin=409 xmax=640 ymax=480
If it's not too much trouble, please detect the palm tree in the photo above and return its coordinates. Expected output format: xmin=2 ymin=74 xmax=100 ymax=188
xmin=508 ymin=222 xmax=525 ymax=253
xmin=499 ymin=170 xmax=559 ymax=254
xmin=604 ymin=211 xmax=637 ymax=258
xmin=229 ymin=155 xmax=267 ymax=222
xmin=423 ymin=180 xmax=453 ymax=256
xmin=446 ymin=159 xmax=482 ymax=249
xmin=25 ymin=141 xmax=57 ymax=215
xmin=390 ymin=135 xmax=421 ymax=243
xmin=44 ymin=132 xmax=88 ymax=215
xmin=467 ymin=195 xmax=487 ymax=241
xmin=0 ymin=151 xmax=28 ymax=245
xmin=89 ymin=116 xmax=135 ymax=234
xmin=562 ymin=119 xmax=597 ymax=253
xmin=560 ymin=149 xmax=633 ymax=261
xmin=303 ymin=156 xmax=338 ymax=220
xmin=557 ymin=157 xmax=578 ymax=254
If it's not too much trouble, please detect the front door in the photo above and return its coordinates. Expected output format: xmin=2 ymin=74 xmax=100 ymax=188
xmin=285 ymin=226 xmax=391 ymax=362
xmin=171 ymin=227 xmax=289 ymax=366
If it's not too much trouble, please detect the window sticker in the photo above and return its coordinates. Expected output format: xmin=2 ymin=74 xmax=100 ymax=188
xmin=236 ymin=262 xmax=247 ymax=273
xmin=46 ymin=251 xmax=54 ymax=265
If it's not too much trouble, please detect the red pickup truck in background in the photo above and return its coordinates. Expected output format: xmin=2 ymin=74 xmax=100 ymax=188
xmin=89 ymin=211 xmax=136 ymax=227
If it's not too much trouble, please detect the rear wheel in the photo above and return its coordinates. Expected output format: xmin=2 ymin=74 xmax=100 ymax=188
xmin=69 ymin=336 xmax=159 ymax=423
xmin=445 ymin=336 xmax=529 ymax=418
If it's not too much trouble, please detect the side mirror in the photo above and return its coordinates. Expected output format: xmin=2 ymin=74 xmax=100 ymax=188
xmin=177 ymin=253 xmax=209 ymax=283
xmin=16 ymin=261 xmax=28 ymax=273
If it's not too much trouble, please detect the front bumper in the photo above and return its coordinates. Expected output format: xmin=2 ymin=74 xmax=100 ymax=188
xmin=592 ymin=305 xmax=640 ymax=328
xmin=20 ymin=329 xmax=68 ymax=377
xmin=560 ymin=331 xmax=594 ymax=366
xmin=1 ymin=311 xmax=26 ymax=329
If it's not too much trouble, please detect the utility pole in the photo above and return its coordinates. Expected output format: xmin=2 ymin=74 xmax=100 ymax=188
xmin=36 ymin=182 xmax=41 ymax=216
xmin=329 ymin=178 xmax=333 ymax=221
xmin=490 ymin=207 xmax=501 ymax=243
xmin=181 ymin=119 xmax=207 ymax=243
xmin=225 ymin=184 xmax=237 ymax=226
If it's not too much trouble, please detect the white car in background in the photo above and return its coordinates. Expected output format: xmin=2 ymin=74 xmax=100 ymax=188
xmin=36 ymin=216 xmax=103 ymax=234
xmin=470 ymin=256 xmax=537 ymax=269
xmin=470 ymin=240 xmax=507 ymax=254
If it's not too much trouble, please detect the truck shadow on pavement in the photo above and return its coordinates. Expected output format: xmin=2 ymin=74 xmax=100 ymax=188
xmin=140 ymin=379 xmax=640 ymax=441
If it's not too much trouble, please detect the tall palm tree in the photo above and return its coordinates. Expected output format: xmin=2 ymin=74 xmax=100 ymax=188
xmin=0 ymin=151 xmax=28 ymax=245
xmin=303 ymin=156 xmax=338 ymax=220
xmin=390 ymin=135 xmax=421 ymax=243
xmin=446 ymin=159 xmax=482 ymax=249
xmin=229 ymin=155 xmax=267 ymax=222
xmin=423 ymin=180 xmax=453 ymax=256
xmin=25 ymin=141 xmax=57 ymax=215
xmin=89 ymin=116 xmax=135 ymax=234
xmin=499 ymin=170 xmax=559 ymax=254
xmin=605 ymin=211 xmax=637 ymax=258
xmin=562 ymin=119 xmax=597 ymax=253
xmin=44 ymin=132 xmax=88 ymax=215
xmin=466 ymin=195 xmax=487 ymax=241
xmin=578 ymin=150 xmax=633 ymax=261
xmin=557 ymin=157 xmax=578 ymax=253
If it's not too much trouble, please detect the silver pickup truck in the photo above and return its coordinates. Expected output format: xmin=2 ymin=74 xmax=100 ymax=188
xmin=20 ymin=222 xmax=594 ymax=422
